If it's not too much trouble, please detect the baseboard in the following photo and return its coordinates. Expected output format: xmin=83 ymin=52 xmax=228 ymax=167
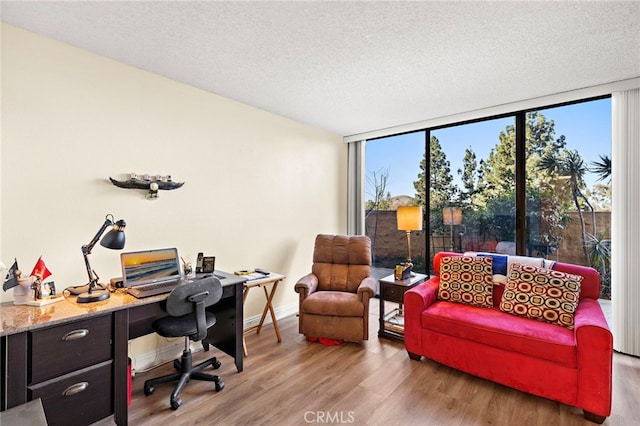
xmin=130 ymin=302 xmax=298 ymax=374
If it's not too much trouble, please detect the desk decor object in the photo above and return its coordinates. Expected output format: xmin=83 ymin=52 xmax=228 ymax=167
xmin=77 ymin=214 xmax=126 ymax=303
xmin=109 ymin=173 xmax=184 ymax=199
xmin=2 ymin=257 xmax=60 ymax=306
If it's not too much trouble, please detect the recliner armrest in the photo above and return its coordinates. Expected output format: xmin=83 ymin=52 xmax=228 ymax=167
xmin=357 ymin=277 xmax=376 ymax=301
xmin=294 ymin=273 xmax=318 ymax=299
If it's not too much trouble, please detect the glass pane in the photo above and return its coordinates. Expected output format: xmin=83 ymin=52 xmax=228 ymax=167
xmin=364 ymin=132 xmax=427 ymax=277
xmin=431 ymin=117 xmax=516 ymax=264
xmin=527 ymin=99 xmax=611 ymax=298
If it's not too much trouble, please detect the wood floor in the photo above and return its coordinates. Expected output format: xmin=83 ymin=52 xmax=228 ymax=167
xmin=115 ymin=300 xmax=639 ymax=426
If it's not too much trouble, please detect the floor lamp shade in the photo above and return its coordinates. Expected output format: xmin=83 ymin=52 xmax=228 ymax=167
xmin=397 ymin=206 xmax=423 ymax=231
xmin=443 ymin=207 xmax=463 ymax=226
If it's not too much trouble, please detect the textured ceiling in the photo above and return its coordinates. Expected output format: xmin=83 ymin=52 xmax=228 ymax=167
xmin=2 ymin=1 xmax=639 ymax=137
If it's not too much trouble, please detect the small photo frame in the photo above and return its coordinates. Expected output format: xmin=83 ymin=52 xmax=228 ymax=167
xmin=202 ymin=256 xmax=216 ymax=273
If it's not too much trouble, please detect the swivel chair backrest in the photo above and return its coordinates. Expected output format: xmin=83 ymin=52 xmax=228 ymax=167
xmin=165 ymin=276 xmax=223 ymax=341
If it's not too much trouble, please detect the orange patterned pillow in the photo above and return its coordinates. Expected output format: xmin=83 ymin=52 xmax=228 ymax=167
xmin=500 ymin=263 xmax=582 ymax=329
xmin=438 ymin=256 xmax=493 ymax=308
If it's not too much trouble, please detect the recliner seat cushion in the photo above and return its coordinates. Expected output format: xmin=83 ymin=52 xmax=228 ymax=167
xmin=422 ymin=300 xmax=577 ymax=367
xmin=302 ymin=291 xmax=364 ymax=317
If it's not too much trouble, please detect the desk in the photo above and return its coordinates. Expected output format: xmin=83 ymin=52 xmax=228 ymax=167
xmin=0 ymin=270 xmax=245 ymax=426
xmin=242 ymin=273 xmax=285 ymax=356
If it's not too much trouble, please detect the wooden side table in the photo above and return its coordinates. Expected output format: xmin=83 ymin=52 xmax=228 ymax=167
xmin=242 ymin=273 xmax=285 ymax=356
xmin=378 ymin=273 xmax=427 ymax=342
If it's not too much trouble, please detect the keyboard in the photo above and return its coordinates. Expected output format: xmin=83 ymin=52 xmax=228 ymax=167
xmin=127 ymin=279 xmax=180 ymax=299
xmin=126 ymin=274 xmax=227 ymax=299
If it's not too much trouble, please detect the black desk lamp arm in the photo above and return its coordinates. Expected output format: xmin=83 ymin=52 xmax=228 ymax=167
xmin=81 ymin=215 xmax=114 ymax=291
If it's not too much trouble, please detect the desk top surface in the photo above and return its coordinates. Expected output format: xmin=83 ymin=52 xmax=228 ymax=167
xmin=0 ymin=270 xmax=245 ymax=337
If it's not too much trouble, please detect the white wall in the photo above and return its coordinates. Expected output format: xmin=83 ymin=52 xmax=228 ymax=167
xmin=0 ymin=25 xmax=346 ymax=324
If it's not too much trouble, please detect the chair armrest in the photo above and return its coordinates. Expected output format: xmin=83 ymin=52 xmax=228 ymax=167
xmin=357 ymin=277 xmax=377 ymax=301
xmin=404 ymin=277 xmax=440 ymax=356
xmin=294 ymin=273 xmax=318 ymax=299
xmin=574 ymin=298 xmax=613 ymax=417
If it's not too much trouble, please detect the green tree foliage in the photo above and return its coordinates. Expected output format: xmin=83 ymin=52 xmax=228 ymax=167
xmin=465 ymin=113 xmax=570 ymax=247
xmin=458 ymin=147 xmax=481 ymax=207
xmin=414 ymin=136 xmax=458 ymax=231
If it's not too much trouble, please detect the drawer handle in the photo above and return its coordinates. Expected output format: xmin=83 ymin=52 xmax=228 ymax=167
xmin=62 ymin=382 xmax=89 ymax=397
xmin=62 ymin=329 xmax=89 ymax=341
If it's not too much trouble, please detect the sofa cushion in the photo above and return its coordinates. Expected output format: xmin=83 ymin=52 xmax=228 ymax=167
xmin=500 ymin=263 xmax=582 ymax=330
xmin=438 ymin=256 xmax=493 ymax=308
xmin=422 ymin=300 xmax=577 ymax=367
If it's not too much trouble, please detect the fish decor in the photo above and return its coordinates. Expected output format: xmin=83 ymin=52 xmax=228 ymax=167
xmin=109 ymin=173 xmax=185 ymax=199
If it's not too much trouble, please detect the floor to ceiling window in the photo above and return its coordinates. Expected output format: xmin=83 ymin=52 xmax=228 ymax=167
xmin=363 ymin=97 xmax=611 ymax=297
xmin=365 ymin=131 xmax=427 ymax=275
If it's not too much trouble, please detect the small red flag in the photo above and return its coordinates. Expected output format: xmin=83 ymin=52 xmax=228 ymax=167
xmin=31 ymin=256 xmax=52 ymax=280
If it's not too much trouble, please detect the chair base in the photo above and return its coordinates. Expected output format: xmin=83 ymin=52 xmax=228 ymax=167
xmin=144 ymin=347 xmax=224 ymax=410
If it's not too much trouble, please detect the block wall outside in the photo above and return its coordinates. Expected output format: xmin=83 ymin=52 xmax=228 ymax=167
xmin=366 ymin=210 xmax=611 ymax=268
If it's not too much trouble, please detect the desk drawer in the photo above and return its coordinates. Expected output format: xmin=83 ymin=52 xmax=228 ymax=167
xmin=382 ymin=284 xmax=405 ymax=304
xmin=29 ymin=361 xmax=112 ymax=426
xmin=30 ymin=315 xmax=112 ymax=383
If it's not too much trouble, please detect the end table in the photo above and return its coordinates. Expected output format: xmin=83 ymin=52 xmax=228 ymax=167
xmin=378 ymin=273 xmax=427 ymax=342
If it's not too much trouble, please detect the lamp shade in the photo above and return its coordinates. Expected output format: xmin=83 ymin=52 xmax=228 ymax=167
xmin=397 ymin=206 xmax=423 ymax=231
xmin=100 ymin=219 xmax=126 ymax=250
xmin=443 ymin=207 xmax=463 ymax=225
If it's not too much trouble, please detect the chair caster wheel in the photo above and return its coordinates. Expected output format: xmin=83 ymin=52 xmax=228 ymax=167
xmin=171 ymin=397 xmax=182 ymax=410
xmin=212 ymin=359 xmax=221 ymax=369
xmin=144 ymin=383 xmax=154 ymax=396
xmin=215 ymin=380 xmax=225 ymax=392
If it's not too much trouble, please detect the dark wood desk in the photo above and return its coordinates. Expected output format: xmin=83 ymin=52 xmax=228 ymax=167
xmin=0 ymin=270 xmax=245 ymax=426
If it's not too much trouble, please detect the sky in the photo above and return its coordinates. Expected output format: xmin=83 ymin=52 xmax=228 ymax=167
xmin=365 ymin=97 xmax=611 ymax=201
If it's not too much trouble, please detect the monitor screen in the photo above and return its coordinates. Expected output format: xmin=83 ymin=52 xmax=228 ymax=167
xmin=120 ymin=247 xmax=181 ymax=287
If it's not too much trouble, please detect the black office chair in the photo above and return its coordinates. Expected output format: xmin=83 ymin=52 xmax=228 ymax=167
xmin=143 ymin=276 xmax=225 ymax=410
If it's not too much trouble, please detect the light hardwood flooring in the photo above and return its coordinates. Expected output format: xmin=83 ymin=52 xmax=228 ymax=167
xmin=111 ymin=299 xmax=638 ymax=426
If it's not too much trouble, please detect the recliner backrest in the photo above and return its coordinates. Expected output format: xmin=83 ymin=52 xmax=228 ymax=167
xmin=312 ymin=234 xmax=371 ymax=293
xmin=166 ymin=276 xmax=223 ymax=341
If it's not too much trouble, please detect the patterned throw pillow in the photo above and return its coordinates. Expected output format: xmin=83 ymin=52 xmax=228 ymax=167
xmin=438 ymin=256 xmax=493 ymax=308
xmin=500 ymin=263 xmax=583 ymax=329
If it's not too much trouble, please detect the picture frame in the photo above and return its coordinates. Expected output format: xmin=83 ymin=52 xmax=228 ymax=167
xmin=202 ymin=256 xmax=216 ymax=273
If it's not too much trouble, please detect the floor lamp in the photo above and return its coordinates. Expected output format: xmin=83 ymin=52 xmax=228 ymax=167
xmin=443 ymin=207 xmax=463 ymax=251
xmin=397 ymin=206 xmax=423 ymax=273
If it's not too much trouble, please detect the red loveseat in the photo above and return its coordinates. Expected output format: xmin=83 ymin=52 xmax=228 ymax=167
xmin=404 ymin=252 xmax=613 ymax=423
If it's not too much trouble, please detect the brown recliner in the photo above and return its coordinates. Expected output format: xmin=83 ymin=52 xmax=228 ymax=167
xmin=294 ymin=234 xmax=377 ymax=342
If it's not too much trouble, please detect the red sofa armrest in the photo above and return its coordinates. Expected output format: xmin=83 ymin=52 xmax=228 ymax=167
xmin=404 ymin=277 xmax=440 ymax=357
xmin=574 ymin=298 xmax=613 ymax=417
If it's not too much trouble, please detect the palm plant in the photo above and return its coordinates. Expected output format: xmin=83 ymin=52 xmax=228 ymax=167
xmin=538 ymin=150 xmax=595 ymax=263
xmin=590 ymin=154 xmax=612 ymax=184
xmin=585 ymin=231 xmax=611 ymax=299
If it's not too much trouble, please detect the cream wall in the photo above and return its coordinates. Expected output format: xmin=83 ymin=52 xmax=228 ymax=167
xmin=1 ymin=25 xmax=346 ymax=335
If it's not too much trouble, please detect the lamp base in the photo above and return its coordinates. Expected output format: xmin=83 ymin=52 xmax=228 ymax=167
xmin=76 ymin=289 xmax=110 ymax=303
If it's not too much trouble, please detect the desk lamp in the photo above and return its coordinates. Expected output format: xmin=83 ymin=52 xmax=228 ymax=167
xmin=397 ymin=206 xmax=423 ymax=272
xmin=77 ymin=214 xmax=126 ymax=303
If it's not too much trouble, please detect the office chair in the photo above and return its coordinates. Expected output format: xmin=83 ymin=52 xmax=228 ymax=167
xmin=143 ymin=276 xmax=225 ymax=410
